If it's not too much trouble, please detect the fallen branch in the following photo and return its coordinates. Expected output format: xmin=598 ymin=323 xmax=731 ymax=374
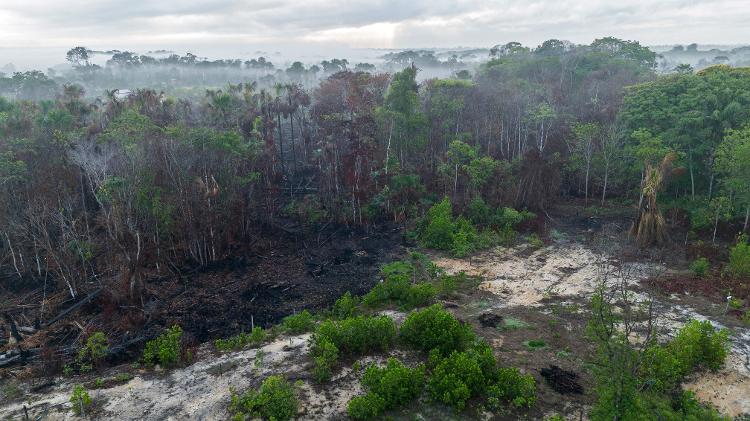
xmin=43 ymin=287 xmax=103 ymax=327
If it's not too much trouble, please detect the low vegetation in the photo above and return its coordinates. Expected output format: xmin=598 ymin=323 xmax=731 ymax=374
xmin=348 ymin=358 xmax=425 ymax=419
xmin=142 ymin=325 xmax=185 ymax=368
xmin=229 ymin=375 xmax=298 ymax=421
xmin=588 ymin=282 xmax=730 ymax=420
xmin=417 ymin=197 xmax=535 ymax=257
xmin=215 ymin=327 xmax=267 ymax=352
xmin=69 ymin=384 xmax=92 ymax=416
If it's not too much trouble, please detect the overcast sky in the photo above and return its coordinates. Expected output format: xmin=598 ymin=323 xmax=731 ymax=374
xmin=1 ymin=0 xmax=749 ymax=68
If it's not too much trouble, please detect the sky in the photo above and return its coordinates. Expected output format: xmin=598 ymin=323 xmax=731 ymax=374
xmin=1 ymin=0 xmax=749 ymax=69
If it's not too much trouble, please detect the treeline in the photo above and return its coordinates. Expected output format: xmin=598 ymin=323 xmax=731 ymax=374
xmin=0 ymin=48 xmax=471 ymax=101
xmin=2 ymin=36 xmax=750 ymax=302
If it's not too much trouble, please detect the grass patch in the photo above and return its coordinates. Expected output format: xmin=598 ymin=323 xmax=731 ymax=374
xmin=524 ymin=339 xmax=547 ymax=350
xmin=501 ymin=317 xmax=532 ymax=330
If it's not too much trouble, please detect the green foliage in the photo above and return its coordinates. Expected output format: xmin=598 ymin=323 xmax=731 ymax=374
xmin=362 ymin=259 xmax=437 ymax=309
xmin=229 ymin=375 xmax=298 ymax=421
xmin=524 ymin=339 xmax=547 ymax=350
xmin=281 ymin=310 xmax=315 ymax=334
xmin=421 ymin=197 xmax=456 ymax=250
xmin=399 ymin=304 xmax=475 ymax=357
xmin=69 ymin=384 xmax=92 ymax=416
xmin=486 ymin=368 xmax=537 ymax=409
xmin=332 ymin=291 xmax=360 ymax=319
xmin=427 ymin=344 xmax=496 ymax=410
xmin=347 ymin=393 xmax=386 ymax=420
xmin=316 ymin=316 xmax=397 ymax=356
xmin=420 ymin=198 xmax=531 ymax=256
xmin=310 ymin=316 xmax=397 ymax=382
xmin=689 ymin=257 xmax=709 ymax=277
xmin=526 ymin=233 xmax=544 ymax=248
xmin=348 ymin=357 xmax=425 ymax=418
xmin=309 ymin=335 xmax=338 ymax=382
xmin=77 ymin=331 xmax=109 ymax=367
xmin=588 ymin=282 xmax=730 ymax=420
xmin=668 ymin=320 xmax=729 ymax=373
xmin=142 ymin=325 xmax=183 ymax=368
xmin=728 ymin=235 xmax=750 ymax=278
xmin=215 ymin=327 xmax=266 ymax=352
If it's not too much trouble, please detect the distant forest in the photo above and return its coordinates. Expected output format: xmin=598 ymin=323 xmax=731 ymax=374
xmin=2 ymin=37 xmax=750 ymax=301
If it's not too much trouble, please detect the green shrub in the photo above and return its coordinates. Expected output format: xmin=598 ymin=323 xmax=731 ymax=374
xmin=467 ymin=197 xmax=492 ymax=225
xmin=451 ymin=217 xmax=478 ymax=257
xmin=428 ymin=350 xmax=485 ymax=410
xmin=689 ymin=257 xmax=710 ymax=277
xmin=69 ymin=384 xmax=92 ymax=415
xmin=638 ymin=345 xmax=683 ymax=393
xmin=486 ymin=368 xmax=537 ymax=409
xmin=310 ymin=335 xmax=338 ymax=382
xmin=422 ymin=198 xmax=455 ymax=250
xmin=527 ymin=233 xmax=544 ymax=248
xmin=229 ymin=375 xmax=298 ymax=421
xmin=362 ymin=273 xmax=435 ymax=309
xmin=332 ymin=292 xmax=360 ymax=319
xmin=361 ymin=358 xmax=425 ymax=408
xmin=142 ymin=325 xmax=183 ymax=368
xmin=347 ymin=393 xmax=386 ymax=420
xmin=524 ymin=339 xmax=547 ymax=350
xmin=399 ymin=304 xmax=475 ymax=357
xmin=310 ymin=316 xmax=397 ymax=382
xmin=281 ymin=310 xmax=315 ymax=334
xmin=316 ymin=316 xmax=396 ymax=356
xmin=668 ymin=320 xmax=729 ymax=373
xmin=77 ymin=332 xmax=109 ymax=367
xmin=215 ymin=327 xmax=266 ymax=352
xmin=728 ymin=234 xmax=750 ymax=278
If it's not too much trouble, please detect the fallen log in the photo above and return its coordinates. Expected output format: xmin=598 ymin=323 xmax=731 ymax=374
xmin=0 ymin=354 xmax=21 ymax=367
xmin=43 ymin=288 xmax=103 ymax=327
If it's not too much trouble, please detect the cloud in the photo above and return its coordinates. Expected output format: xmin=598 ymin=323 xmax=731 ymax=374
xmin=1 ymin=0 xmax=748 ymax=56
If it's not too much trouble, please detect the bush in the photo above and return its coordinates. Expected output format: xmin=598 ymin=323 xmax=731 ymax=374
xmin=142 ymin=325 xmax=183 ymax=368
xmin=728 ymin=235 xmax=750 ymax=278
xmin=310 ymin=335 xmax=338 ymax=382
xmin=362 ymin=272 xmax=436 ymax=310
xmin=77 ymin=332 xmax=108 ymax=365
xmin=638 ymin=345 xmax=683 ymax=393
xmin=428 ymin=350 xmax=485 ymax=410
xmin=69 ymin=384 xmax=92 ymax=415
xmin=215 ymin=327 xmax=266 ymax=352
xmin=347 ymin=393 xmax=386 ymax=420
xmin=361 ymin=358 xmax=425 ymax=408
xmin=229 ymin=375 xmax=298 ymax=421
xmin=422 ymin=198 xmax=455 ymax=250
xmin=486 ymin=368 xmax=537 ymax=409
xmin=467 ymin=197 xmax=492 ymax=225
xmin=399 ymin=304 xmax=475 ymax=356
xmin=451 ymin=217 xmax=478 ymax=257
xmin=689 ymin=257 xmax=710 ymax=277
xmin=668 ymin=320 xmax=729 ymax=373
xmin=317 ymin=316 xmax=397 ymax=355
xmin=310 ymin=316 xmax=397 ymax=382
xmin=281 ymin=310 xmax=315 ymax=334
xmin=332 ymin=292 xmax=360 ymax=319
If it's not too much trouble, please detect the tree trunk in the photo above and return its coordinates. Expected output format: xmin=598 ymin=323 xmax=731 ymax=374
xmin=744 ymin=205 xmax=749 ymax=233
xmin=601 ymin=159 xmax=609 ymax=206
xmin=712 ymin=203 xmax=722 ymax=244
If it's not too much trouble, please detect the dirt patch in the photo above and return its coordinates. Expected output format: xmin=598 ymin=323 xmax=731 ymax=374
xmin=541 ymin=365 xmax=584 ymax=395
xmin=683 ymin=353 xmax=750 ymax=418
